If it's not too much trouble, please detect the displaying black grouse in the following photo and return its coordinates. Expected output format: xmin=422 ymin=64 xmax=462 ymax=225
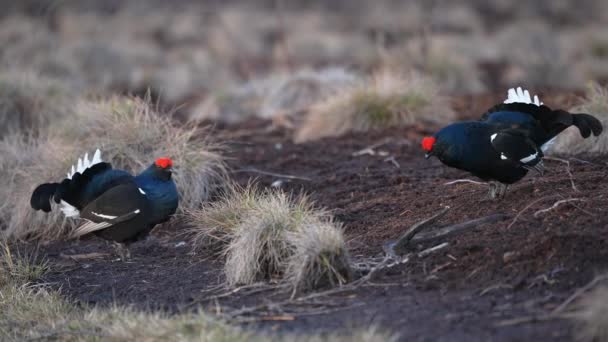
xmin=31 ymin=150 xmax=179 ymax=248
xmin=422 ymin=87 xmax=603 ymax=198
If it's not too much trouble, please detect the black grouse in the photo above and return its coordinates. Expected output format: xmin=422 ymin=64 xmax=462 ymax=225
xmin=31 ymin=150 xmax=179 ymax=251
xmin=422 ymin=87 xmax=603 ymax=198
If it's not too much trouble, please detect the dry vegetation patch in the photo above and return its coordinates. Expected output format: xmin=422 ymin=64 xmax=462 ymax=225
xmin=187 ymin=184 xmax=352 ymax=291
xmin=549 ymin=83 xmax=608 ymax=155
xmin=295 ymin=70 xmax=453 ymax=142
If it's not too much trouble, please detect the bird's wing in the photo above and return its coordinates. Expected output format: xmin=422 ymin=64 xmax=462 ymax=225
xmin=71 ymin=182 xmax=148 ymax=238
xmin=490 ymin=129 xmax=543 ymax=166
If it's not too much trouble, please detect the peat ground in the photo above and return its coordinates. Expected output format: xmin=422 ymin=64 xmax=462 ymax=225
xmin=37 ymin=94 xmax=608 ymax=341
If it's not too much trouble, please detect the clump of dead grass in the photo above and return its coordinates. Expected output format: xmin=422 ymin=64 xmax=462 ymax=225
xmin=186 ymin=182 xmax=263 ymax=252
xmin=574 ymin=286 xmax=608 ymax=342
xmin=224 ymin=191 xmax=320 ymax=286
xmin=549 ymin=83 xmax=608 ymax=155
xmin=286 ymin=220 xmax=352 ymax=294
xmin=0 ymin=70 xmax=75 ymax=137
xmin=187 ymin=184 xmax=352 ymax=291
xmin=295 ymin=70 xmax=452 ymax=142
xmin=59 ymin=96 xmax=227 ymax=211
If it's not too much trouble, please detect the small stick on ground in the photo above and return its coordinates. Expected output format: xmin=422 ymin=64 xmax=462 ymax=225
xmin=232 ymin=168 xmax=312 ymax=181
xmin=533 ymin=198 xmax=585 ymax=218
xmin=507 ymin=195 xmax=560 ymax=229
xmin=544 ymin=157 xmax=579 ymax=192
xmin=444 ymin=179 xmax=488 ymax=186
xmin=418 ymin=242 xmax=449 ymax=258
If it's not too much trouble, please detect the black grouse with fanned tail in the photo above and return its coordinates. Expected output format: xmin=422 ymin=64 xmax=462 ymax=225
xmin=31 ymin=150 xmax=179 ymax=243
xmin=422 ymin=87 xmax=603 ymax=199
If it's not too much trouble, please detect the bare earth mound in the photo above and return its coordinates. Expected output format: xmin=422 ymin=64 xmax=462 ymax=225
xmin=38 ymin=94 xmax=608 ymax=341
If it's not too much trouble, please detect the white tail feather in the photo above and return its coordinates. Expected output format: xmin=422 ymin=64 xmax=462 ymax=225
xmin=504 ymin=87 xmax=543 ymax=106
xmin=61 ymin=149 xmax=104 ymax=218
xmin=67 ymin=149 xmax=103 ymax=179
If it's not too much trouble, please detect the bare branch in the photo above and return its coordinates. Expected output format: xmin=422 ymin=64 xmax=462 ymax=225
xmin=533 ymin=198 xmax=585 ymax=218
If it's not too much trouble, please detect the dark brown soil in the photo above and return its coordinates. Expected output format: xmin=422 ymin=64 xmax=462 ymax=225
xmin=38 ymin=94 xmax=608 ymax=341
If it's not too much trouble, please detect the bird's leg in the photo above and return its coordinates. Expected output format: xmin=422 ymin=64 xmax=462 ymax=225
xmin=486 ymin=182 xmax=509 ymax=200
xmin=487 ymin=181 xmax=498 ymax=200
xmin=524 ymin=161 xmax=546 ymax=176
xmin=496 ymin=183 xmax=509 ymax=199
xmin=112 ymin=242 xmax=131 ymax=261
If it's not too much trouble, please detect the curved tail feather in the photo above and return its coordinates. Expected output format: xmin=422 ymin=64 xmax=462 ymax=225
xmin=571 ymin=113 xmax=603 ymax=138
xmin=30 ymin=183 xmax=59 ymax=212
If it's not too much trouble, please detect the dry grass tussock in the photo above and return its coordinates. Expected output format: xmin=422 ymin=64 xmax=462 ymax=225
xmin=0 ymin=244 xmax=395 ymax=341
xmin=186 ymin=182 xmax=263 ymax=252
xmin=224 ymin=190 xmax=321 ymax=286
xmin=573 ymin=286 xmax=608 ymax=342
xmin=549 ymin=83 xmax=608 ymax=155
xmin=0 ymin=70 xmax=75 ymax=137
xmin=286 ymin=220 xmax=352 ymax=294
xmin=187 ymin=184 xmax=352 ymax=291
xmin=295 ymin=70 xmax=453 ymax=142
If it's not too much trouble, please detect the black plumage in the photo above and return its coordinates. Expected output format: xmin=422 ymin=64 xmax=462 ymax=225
xmin=423 ymin=88 xmax=603 ymax=198
xmin=31 ymin=151 xmax=179 ymax=245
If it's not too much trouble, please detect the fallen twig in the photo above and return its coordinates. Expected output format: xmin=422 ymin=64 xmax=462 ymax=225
xmin=444 ymin=179 xmax=488 ymax=186
xmin=232 ymin=168 xmax=311 ymax=181
xmin=533 ymin=198 xmax=585 ymax=218
xmin=544 ymin=157 xmax=579 ymax=192
xmin=352 ymin=138 xmax=394 ymax=156
xmin=507 ymin=195 xmax=560 ymax=229
xmin=417 ymin=242 xmax=449 ymax=258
